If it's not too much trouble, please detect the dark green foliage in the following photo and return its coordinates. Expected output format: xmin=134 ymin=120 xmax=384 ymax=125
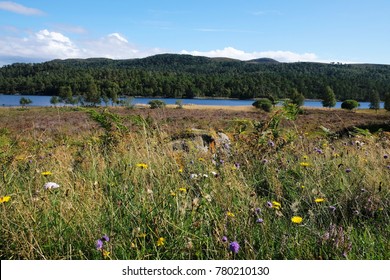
xmin=19 ymin=97 xmax=32 ymax=106
xmin=148 ymin=99 xmax=166 ymax=109
xmin=289 ymin=88 xmax=305 ymax=107
xmin=322 ymin=86 xmax=336 ymax=108
xmin=252 ymin=98 xmax=273 ymax=112
xmin=341 ymin=100 xmax=359 ymax=110
xmin=1 ymin=54 xmax=390 ymax=101
xmin=369 ymin=90 xmax=381 ymax=111
xmin=384 ymin=93 xmax=390 ymax=111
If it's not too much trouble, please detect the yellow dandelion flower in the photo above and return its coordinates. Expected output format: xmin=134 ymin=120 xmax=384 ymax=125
xmin=291 ymin=216 xmax=303 ymax=224
xmin=227 ymin=212 xmax=235 ymax=218
xmin=178 ymin=168 xmax=183 ymax=173
xmin=136 ymin=163 xmax=148 ymax=169
xmin=131 ymin=242 xmax=137 ymax=249
xmin=300 ymin=162 xmax=310 ymax=167
xmin=333 ymin=153 xmax=340 ymax=158
xmin=0 ymin=196 xmax=11 ymax=203
xmin=198 ymin=157 xmax=205 ymax=162
xmin=322 ymin=143 xmax=328 ymax=148
xmin=314 ymin=198 xmax=325 ymax=203
xmin=272 ymin=201 xmax=281 ymax=210
xmin=302 ymin=155 xmax=309 ymax=160
xmin=179 ymin=187 xmax=187 ymax=193
xmin=41 ymin=171 xmax=52 ymax=176
xmin=301 ymin=185 xmax=305 ymax=189
xmin=157 ymin=237 xmax=165 ymax=247
xmin=170 ymin=191 xmax=176 ymax=197
xmin=102 ymin=250 xmax=110 ymax=258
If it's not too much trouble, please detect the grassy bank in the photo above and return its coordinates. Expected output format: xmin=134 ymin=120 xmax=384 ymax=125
xmin=0 ymin=106 xmax=389 ymax=259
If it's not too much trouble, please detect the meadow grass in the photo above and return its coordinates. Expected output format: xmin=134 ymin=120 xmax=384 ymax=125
xmin=0 ymin=106 xmax=389 ymax=260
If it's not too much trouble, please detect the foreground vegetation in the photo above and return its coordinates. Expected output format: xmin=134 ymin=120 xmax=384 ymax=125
xmin=0 ymin=106 xmax=389 ymax=260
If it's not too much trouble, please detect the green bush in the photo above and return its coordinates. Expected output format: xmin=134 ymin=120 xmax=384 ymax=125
xmin=148 ymin=99 xmax=166 ymax=109
xmin=252 ymin=98 xmax=273 ymax=112
xmin=341 ymin=100 xmax=359 ymax=110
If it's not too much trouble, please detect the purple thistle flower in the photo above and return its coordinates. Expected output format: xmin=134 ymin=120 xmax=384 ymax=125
xmin=345 ymin=168 xmax=352 ymax=173
xmin=266 ymin=201 xmax=273 ymax=208
xmin=384 ymin=154 xmax=389 ymax=159
xmin=96 ymin=239 xmax=103 ymax=250
xmin=268 ymin=140 xmax=275 ymax=147
xmin=234 ymin=162 xmax=240 ymax=169
xmin=261 ymin=159 xmax=268 ymax=164
xmin=101 ymin=234 xmax=110 ymax=242
xmin=255 ymin=208 xmax=261 ymax=214
xmin=221 ymin=236 xmax=228 ymax=242
xmin=256 ymin=218 xmax=264 ymax=224
xmin=229 ymin=241 xmax=240 ymax=254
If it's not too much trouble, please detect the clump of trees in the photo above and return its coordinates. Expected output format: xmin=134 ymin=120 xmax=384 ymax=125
xmin=19 ymin=97 xmax=32 ymax=107
xmin=148 ymin=100 xmax=166 ymax=109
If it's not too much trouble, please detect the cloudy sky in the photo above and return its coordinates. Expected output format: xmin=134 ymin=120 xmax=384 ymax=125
xmin=0 ymin=0 xmax=389 ymax=66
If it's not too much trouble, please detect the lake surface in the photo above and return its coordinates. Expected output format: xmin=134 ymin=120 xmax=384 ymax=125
xmin=0 ymin=94 xmax=384 ymax=109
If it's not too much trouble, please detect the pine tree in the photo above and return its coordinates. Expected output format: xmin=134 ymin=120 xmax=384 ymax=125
xmin=369 ymin=90 xmax=380 ymax=111
xmin=290 ymin=88 xmax=305 ymax=107
xmin=322 ymin=86 xmax=336 ymax=108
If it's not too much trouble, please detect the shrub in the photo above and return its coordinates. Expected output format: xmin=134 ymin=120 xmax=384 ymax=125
xmin=148 ymin=99 xmax=166 ymax=109
xmin=252 ymin=98 xmax=272 ymax=112
xmin=341 ymin=100 xmax=359 ymax=110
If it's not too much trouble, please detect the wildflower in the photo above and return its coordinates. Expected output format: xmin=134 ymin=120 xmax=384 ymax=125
xmin=234 ymin=162 xmax=240 ymax=169
xmin=0 ymin=196 xmax=11 ymax=203
xmin=261 ymin=159 xmax=268 ymax=164
xmin=329 ymin=206 xmax=336 ymax=212
xmin=302 ymin=155 xmax=308 ymax=160
xmin=198 ymin=157 xmax=205 ymax=162
xmin=268 ymin=140 xmax=275 ymax=147
xmin=178 ymin=168 xmax=183 ymax=173
xmin=291 ymin=216 xmax=303 ymax=224
xmin=314 ymin=198 xmax=325 ymax=203
xmin=255 ymin=208 xmax=261 ymax=214
xmin=229 ymin=241 xmax=240 ymax=254
xmin=157 ymin=237 xmax=165 ymax=247
xmin=202 ymin=174 xmax=209 ymax=178
xmin=256 ymin=218 xmax=264 ymax=224
xmin=137 ymin=233 xmax=147 ymax=238
xmin=41 ymin=171 xmax=52 ymax=176
xmin=221 ymin=236 xmax=228 ymax=242
xmin=301 ymin=185 xmax=305 ymax=189
xmin=384 ymin=154 xmax=389 ymax=159
xmin=170 ymin=191 xmax=176 ymax=197
xmin=272 ymin=201 xmax=281 ymax=210
xmin=101 ymin=234 xmax=110 ymax=242
xmin=96 ymin=239 xmax=103 ymax=250
xmin=300 ymin=162 xmax=310 ymax=167
xmin=227 ymin=212 xmax=235 ymax=218
xmin=44 ymin=182 xmax=60 ymax=190
xmin=102 ymin=250 xmax=110 ymax=258
xmin=211 ymin=171 xmax=218 ymax=177
xmin=345 ymin=168 xmax=352 ymax=173
xmin=179 ymin=187 xmax=187 ymax=193
xmin=136 ymin=163 xmax=148 ymax=169
xmin=266 ymin=201 xmax=273 ymax=208
xmin=190 ymin=173 xmax=198 ymax=179
xmin=333 ymin=153 xmax=340 ymax=158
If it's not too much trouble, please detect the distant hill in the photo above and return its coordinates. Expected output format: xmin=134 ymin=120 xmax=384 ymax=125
xmin=1 ymin=53 xmax=389 ymax=102
xmin=247 ymin=58 xmax=280 ymax=64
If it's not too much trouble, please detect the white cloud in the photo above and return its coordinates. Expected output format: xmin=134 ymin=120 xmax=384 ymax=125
xmin=180 ymin=47 xmax=318 ymax=62
xmin=0 ymin=1 xmax=44 ymax=15
xmin=0 ymin=30 xmax=320 ymax=65
xmin=0 ymin=29 xmax=162 ymax=64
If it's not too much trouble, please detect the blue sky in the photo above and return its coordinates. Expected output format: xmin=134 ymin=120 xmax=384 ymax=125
xmin=0 ymin=0 xmax=389 ymax=65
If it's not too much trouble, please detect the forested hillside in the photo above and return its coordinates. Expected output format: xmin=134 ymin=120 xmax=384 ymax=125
xmin=1 ymin=54 xmax=389 ymax=102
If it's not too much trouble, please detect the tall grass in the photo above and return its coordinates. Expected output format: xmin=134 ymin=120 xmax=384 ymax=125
xmin=0 ymin=107 xmax=389 ymax=259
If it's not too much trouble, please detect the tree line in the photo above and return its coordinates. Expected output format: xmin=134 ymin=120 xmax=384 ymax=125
xmin=1 ymin=54 xmax=390 ymax=104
